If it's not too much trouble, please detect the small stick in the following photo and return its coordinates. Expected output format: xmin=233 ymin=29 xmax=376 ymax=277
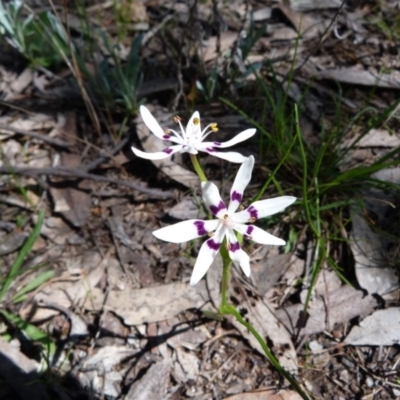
xmin=0 ymin=166 xmax=174 ymax=199
xmin=0 ymin=125 xmax=71 ymax=148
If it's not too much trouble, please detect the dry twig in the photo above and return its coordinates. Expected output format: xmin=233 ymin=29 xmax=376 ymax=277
xmin=0 ymin=166 xmax=174 ymax=199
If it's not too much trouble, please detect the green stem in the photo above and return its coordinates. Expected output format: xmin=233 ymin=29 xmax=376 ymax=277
xmin=190 ymin=154 xmax=207 ymax=182
xmin=220 ymin=304 xmax=309 ymax=400
xmin=220 ymin=252 xmax=231 ymax=308
xmin=217 ymin=248 xmax=309 ymax=400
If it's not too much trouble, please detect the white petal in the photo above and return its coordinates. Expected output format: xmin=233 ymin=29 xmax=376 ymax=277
xmin=228 ymin=156 xmax=254 ymax=213
xmin=196 ymin=147 xmax=248 ymax=163
xmin=131 ymin=144 xmax=183 ymax=160
xmin=186 ymin=111 xmax=201 ymax=140
xmin=226 ymin=229 xmax=250 ymax=277
xmin=234 ymin=223 xmax=286 ymax=245
xmin=232 ymin=196 xmax=297 ymax=222
xmin=153 ymin=219 xmax=219 ymax=243
xmin=202 ymin=128 xmax=256 ymax=148
xmin=201 ymin=181 xmax=227 ymax=219
xmin=140 ymin=106 xmax=169 ymax=140
xmin=190 ymin=227 xmax=225 ymax=285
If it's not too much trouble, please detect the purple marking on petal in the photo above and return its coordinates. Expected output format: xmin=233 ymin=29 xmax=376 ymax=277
xmin=246 ymin=225 xmax=254 ymax=235
xmin=248 ymin=205 xmax=258 ymax=219
xmin=194 ymin=220 xmax=207 ymax=236
xmin=207 ymin=239 xmax=222 ymax=251
xmin=163 ymin=147 xmax=173 ymax=154
xmin=209 ymin=200 xmax=226 ymax=216
xmin=229 ymin=242 xmax=240 ymax=252
xmin=231 ymin=190 xmax=242 ymax=203
xmin=206 ymin=147 xmax=216 ymax=152
xmin=163 ymin=135 xmax=171 ymax=140
xmin=213 ymin=141 xmax=221 ymax=146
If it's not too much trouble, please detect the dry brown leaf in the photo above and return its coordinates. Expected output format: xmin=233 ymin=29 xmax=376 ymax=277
xmin=87 ymin=281 xmax=209 ymax=326
xmin=224 ymin=389 xmax=304 ymax=400
xmin=350 ymin=213 xmax=397 ymax=295
xmin=0 ymin=113 xmax=56 ymax=139
xmin=270 ymin=27 xmax=299 ymax=41
xmin=313 ymin=267 xmax=342 ymax=297
xmin=83 ymin=345 xmax=136 ymax=371
xmin=0 ymin=139 xmax=21 ymax=167
xmin=202 ymin=32 xmax=238 ymax=62
xmin=251 ymin=253 xmax=292 ymax=295
xmin=124 ymin=0 xmax=148 ymax=23
xmin=165 ymin=323 xmax=209 ymax=350
xmin=40 ymin=216 xmax=75 ymax=245
xmin=0 ymin=232 xmax=28 ymax=255
xmin=348 ymin=168 xmax=400 ymax=296
xmin=21 ymin=251 xmax=109 ymax=321
xmin=356 ymin=129 xmax=400 ymax=148
xmin=49 ymin=113 xmax=91 ymax=227
xmin=108 ymin=214 xmax=143 ymax=251
xmin=278 ymin=3 xmax=327 ymax=38
xmin=80 ymin=346 xmax=135 ymax=397
xmin=289 ymin=0 xmax=344 ymax=11
xmin=318 ymin=68 xmax=400 ymax=89
xmin=345 ymin=308 xmax=400 ymax=346
xmin=252 ymin=7 xmax=272 ymax=21
xmin=175 ymin=346 xmax=200 ymax=381
xmin=276 ymin=285 xmax=377 ymax=336
xmin=9 ymin=68 xmax=33 ymax=94
xmin=1 ymin=67 xmax=34 ymax=102
xmin=168 ymin=197 xmax=205 ymax=220
xmin=126 ymin=359 xmax=171 ymax=400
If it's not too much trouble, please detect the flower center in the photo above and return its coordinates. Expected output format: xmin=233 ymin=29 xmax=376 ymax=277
xmin=222 ymin=214 xmax=235 ymax=229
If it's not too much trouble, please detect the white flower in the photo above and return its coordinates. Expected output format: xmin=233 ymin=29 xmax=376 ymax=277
xmin=131 ymin=105 xmax=256 ymax=163
xmin=153 ymin=156 xmax=296 ymax=285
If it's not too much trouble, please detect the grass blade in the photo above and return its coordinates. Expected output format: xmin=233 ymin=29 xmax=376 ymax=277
xmin=12 ymin=270 xmax=55 ymax=303
xmin=0 ymin=210 xmax=45 ymax=303
xmin=0 ymin=310 xmax=55 ymax=355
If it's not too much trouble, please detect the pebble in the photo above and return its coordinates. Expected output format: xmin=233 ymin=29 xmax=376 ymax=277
xmin=366 ymin=377 xmax=374 ymax=388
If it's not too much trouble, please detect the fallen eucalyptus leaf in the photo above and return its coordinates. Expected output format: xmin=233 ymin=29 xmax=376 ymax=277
xmin=345 ymin=308 xmax=400 ymax=346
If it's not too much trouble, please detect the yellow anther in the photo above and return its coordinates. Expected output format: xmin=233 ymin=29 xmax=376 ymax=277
xmin=210 ymin=123 xmax=218 ymax=132
xmin=193 ymin=117 xmax=200 ymax=125
xmin=223 ymin=214 xmax=229 ymax=220
xmin=239 ymin=204 xmax=244 ymax=211
xmin=248 ymin=217 xmax=256 ymax=223
xmin=173 ymin=115 xmax=181 ymax=123
xmin=164 ymin=128 xmax=172 ymax=135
